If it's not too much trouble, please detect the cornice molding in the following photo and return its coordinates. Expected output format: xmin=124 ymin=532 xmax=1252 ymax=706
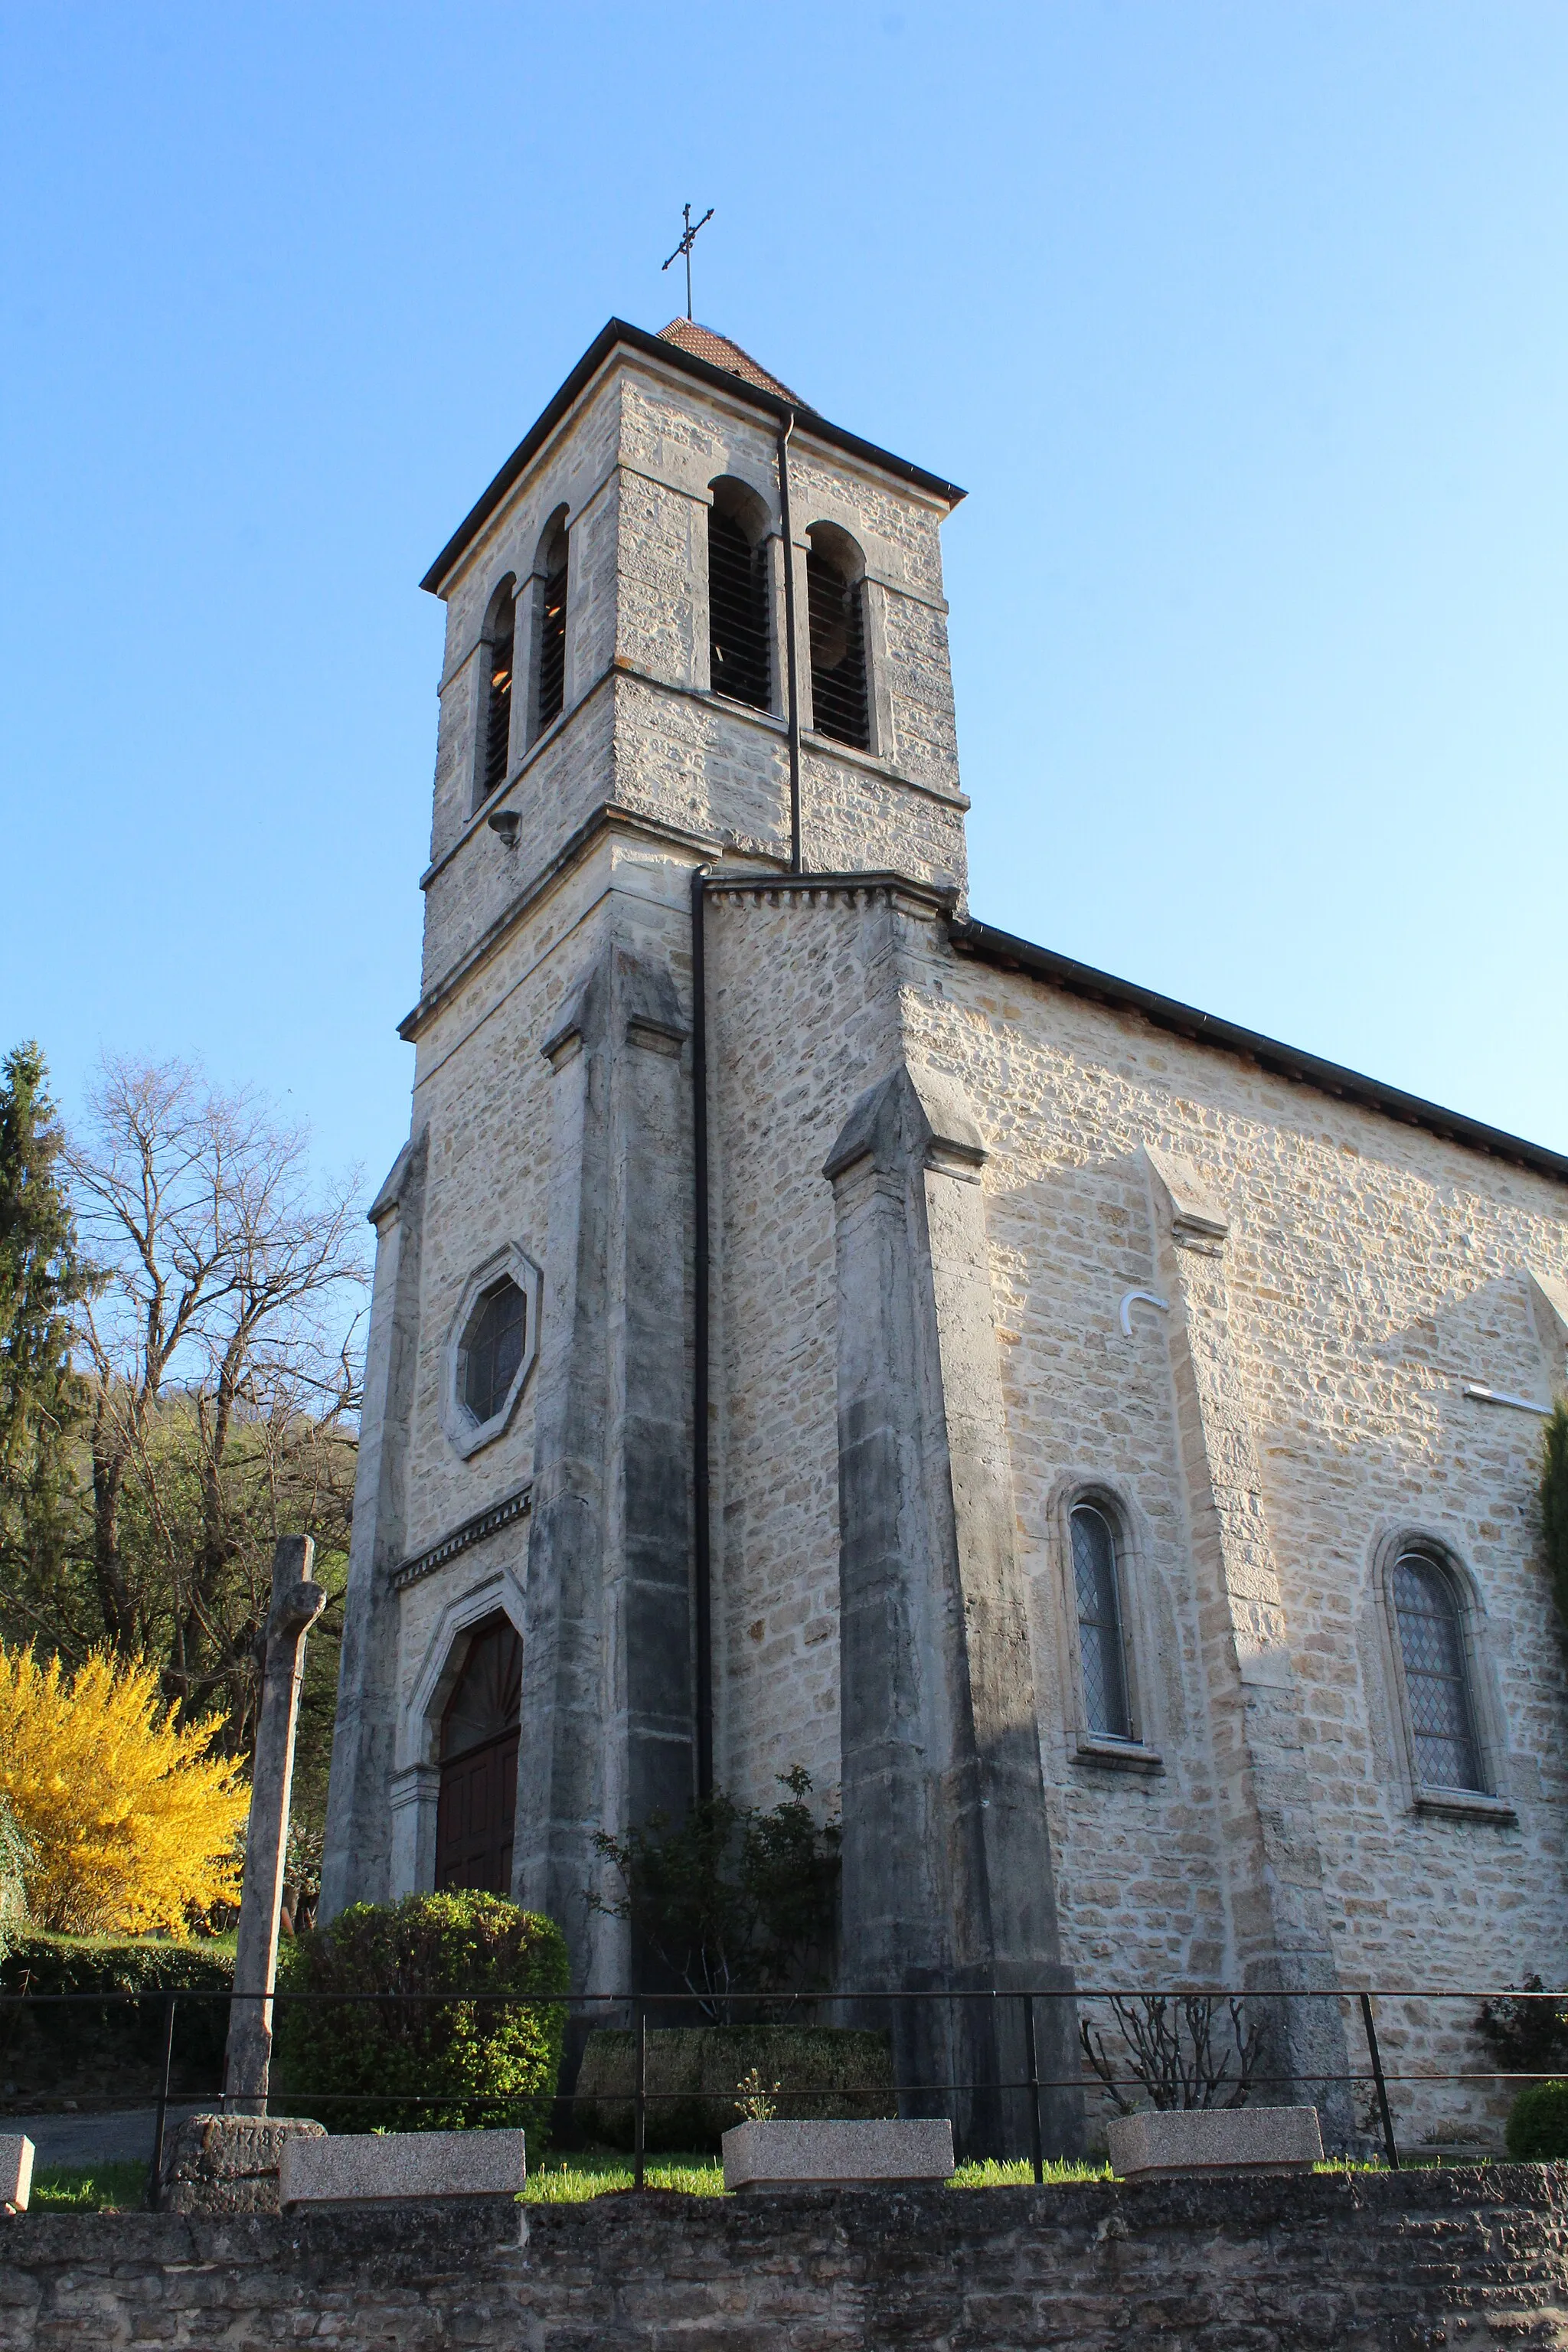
xmin=390 ymin=1484 xmax=533 ymax=1592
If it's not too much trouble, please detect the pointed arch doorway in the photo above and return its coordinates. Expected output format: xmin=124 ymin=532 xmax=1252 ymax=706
xmin=434 ymin=1615 xmax=522 ymax=1896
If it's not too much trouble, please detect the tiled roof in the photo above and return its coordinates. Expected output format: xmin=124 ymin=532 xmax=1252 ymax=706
xmin=657 ymin=318 xmax=805 ymax=407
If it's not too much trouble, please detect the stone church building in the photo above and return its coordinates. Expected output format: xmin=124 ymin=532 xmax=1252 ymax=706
xmin=322 ymin=315 xmax=1568 ymax=2149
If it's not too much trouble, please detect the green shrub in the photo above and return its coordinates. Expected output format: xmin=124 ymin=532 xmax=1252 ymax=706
xmin=0 ymin=1932 xmax=234 ymax=2084
xmin=573 ymin=2024 xmax=893 ymax=2152
xmin=1505 ymin=2079 xmax=1568 ymax=2161
xmin=272 ymin=1892 xmax=569 ymax=2139
xmin=591 ymin=1768 xmax=840 ymax=2016
xmin=1475 ymin=1977 xmax=1568 ymax=2077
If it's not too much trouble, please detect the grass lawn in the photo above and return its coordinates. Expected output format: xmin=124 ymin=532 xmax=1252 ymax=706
xmin=17 ymin=2147 xmax=1448 ymax=2211
xmin=520 ymin=2151 xmax=1455 ymax=2198
xmin=524 ymin=2151 xmax=1115 ymax=2197
xmin=26 ymin=2150 xmax=730 ymax=2208
xmin=525 ymin=2151 xmax=727 ymax=2199
xmin=27 ymin=2162 xmax=149 ymax=2212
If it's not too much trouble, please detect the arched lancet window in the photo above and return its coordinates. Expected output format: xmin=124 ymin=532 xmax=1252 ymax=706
xmin=436 ymin=1616 xmax=522 ymax=1895
xmin=1070 ymin=1501 xmax=1133 ymax=1742
xmin=477 ymin=577 xmax=516 ymax=805
xmin=533 ymin=513 xmax=569 ymax=737
xmin=1391 ymin=1550 xmax=1484 ymax=1792
xmin=806 ymin=524 xmax=870 ymax=750
xmin=707 ymin=479 xmax=771 ymax=712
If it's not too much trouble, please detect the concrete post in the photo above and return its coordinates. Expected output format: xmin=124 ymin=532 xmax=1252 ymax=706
xmin=224 ymin=1535 xmax=327 ymax=2115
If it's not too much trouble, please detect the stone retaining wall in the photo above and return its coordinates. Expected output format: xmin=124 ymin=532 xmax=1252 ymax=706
xmin=4 ymin=2167 xmax=1568 ymax=2348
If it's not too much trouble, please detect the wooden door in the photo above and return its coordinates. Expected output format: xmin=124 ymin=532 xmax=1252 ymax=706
xmin=434 ymin=1619 xmax=521 ymax=1896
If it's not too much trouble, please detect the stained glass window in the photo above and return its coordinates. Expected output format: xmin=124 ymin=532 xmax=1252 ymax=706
xmin=1393 ymin=1552 xmax=1483 ymax=1792
xmin=1071 ymin=1501 xmax=1132 ymax=1741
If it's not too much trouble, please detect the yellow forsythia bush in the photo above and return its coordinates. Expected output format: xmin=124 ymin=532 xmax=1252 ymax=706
xmin=0 ymin=1644 xmax=250 ymax=1936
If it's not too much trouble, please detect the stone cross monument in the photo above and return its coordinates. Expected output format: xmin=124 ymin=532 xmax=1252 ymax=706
xmin=223 ymin=1534 xmax=326 ymax=2115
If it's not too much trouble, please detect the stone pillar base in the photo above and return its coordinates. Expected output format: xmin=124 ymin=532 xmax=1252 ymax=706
xmin=158 ymin=2113 xmax=326 ymax=2214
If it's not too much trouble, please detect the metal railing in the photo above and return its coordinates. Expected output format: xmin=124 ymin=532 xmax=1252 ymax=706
xmin=1 ymin=1981 xmax=1560 ymax=2206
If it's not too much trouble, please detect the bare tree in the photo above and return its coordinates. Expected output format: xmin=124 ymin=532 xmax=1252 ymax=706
xmin=1080 ymin=1995 xmax=1261 ymax=2113
xmin=63 ymin=1056 xmax=368 ymax=1743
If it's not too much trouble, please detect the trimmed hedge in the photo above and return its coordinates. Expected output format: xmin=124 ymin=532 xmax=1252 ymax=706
xmin=574 ymin=2024 xmax=895 ymax=2152
xmin=0 ymin=1933 xmax=234 ymax=2083
xmin=271 ymin=1892 xmax=568 ymax=2139
xmin=1506 ymin=2079 xmax=1568 ymax=2161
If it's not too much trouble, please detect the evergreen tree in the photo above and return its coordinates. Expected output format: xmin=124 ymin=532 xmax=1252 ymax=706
xmin=0 ymin=1044 xmax=92 ymax=1614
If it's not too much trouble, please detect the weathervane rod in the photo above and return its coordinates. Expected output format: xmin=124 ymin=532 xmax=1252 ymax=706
xmin=662 ymin=202 xmax=714 ymax=322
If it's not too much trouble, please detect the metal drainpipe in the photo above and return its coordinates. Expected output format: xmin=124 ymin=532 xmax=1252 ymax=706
xmin=777 ymin=409 xmax=804 ymax=872
xmin=691 ymin=860 xmax=714 ymax=1799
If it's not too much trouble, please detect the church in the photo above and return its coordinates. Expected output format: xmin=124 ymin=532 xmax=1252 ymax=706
xmin=322 ymin=313 xmax=1568 ymax=2152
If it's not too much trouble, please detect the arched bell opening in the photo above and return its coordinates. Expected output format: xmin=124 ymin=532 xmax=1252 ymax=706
xmin=433 ymin=1615 xmax=522 ymax=1896
xmin=707 ymin=475 xmax=773 ymax=712
xmin=805 ymin=520 xmax=871 ymax=749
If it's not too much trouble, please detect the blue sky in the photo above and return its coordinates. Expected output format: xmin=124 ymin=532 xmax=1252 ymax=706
xmin=2 ymin=1 xmax=1565 ymax=1189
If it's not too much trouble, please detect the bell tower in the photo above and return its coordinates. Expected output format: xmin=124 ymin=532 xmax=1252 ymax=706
xmin=407 ymin=315 xmax=969 ymax=1033
xmin=323 ymin=316 xmax=1012 ymax=2014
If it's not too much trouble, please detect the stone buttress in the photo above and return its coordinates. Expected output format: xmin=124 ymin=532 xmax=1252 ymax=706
xmin=514 ymin=939 xmax=693 ymax=1987
xmin=824 ymin=1056 xmax=1080 ymax=2155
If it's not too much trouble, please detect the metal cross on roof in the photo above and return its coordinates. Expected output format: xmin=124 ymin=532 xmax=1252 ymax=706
xmin=662 ymin=202 xmax=714 ymax=322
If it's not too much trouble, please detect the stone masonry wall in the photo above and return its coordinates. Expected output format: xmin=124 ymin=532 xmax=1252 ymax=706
xmin=915 ymin=947 xmax=1568 ymax=2146
xmin=704 ymin=886 xmax=1239 ymax=1953
xmin=391 ymin=837 xmax=697 ymax=1871
xmin=699 ymin=878 xmax=1568 ymax=2141
xmin=707 ymin=885 xmax=909 ymax=1807
xmin=419 ymin=680 xmax=619 ymax=1001
xmin=427 ymin=372 xmax=622 ymax=873
xmin=417 ymin=345 xmax=969 ymax=1018
xmin=5 ymin=2171 xmax=1568 ymax=2349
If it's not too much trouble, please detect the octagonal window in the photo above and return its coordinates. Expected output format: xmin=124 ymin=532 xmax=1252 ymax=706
xmin=443 ymin=1243 xmax=541 ymax=1459
xmin=462 ymin=1276 xmax=527 ymax=1427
